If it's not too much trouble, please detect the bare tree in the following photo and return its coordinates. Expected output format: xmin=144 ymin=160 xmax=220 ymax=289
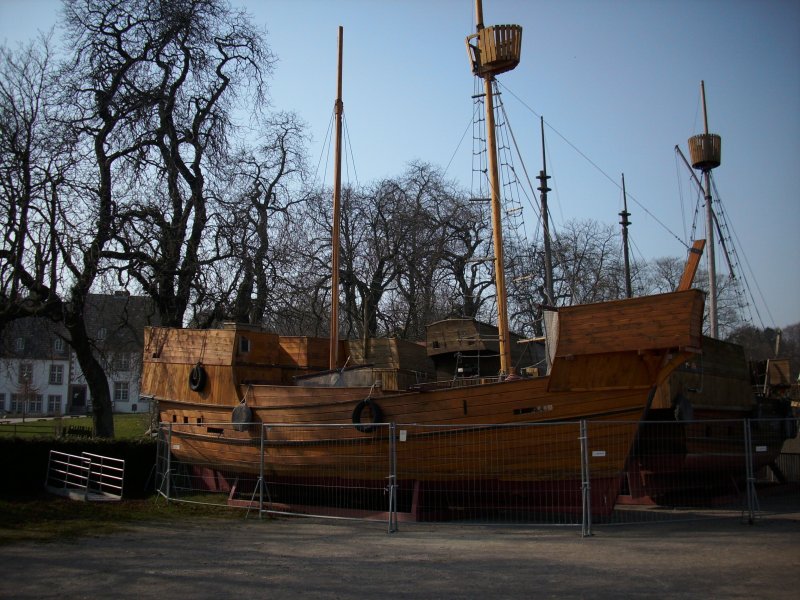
xmin=551 ymin=219 xmax=626 ymax=306
xmin=0 ymin=34 xmax=65 ymax=323
xmin=387 ymin=163 xmax=462 ymax=339
xmin=0 ymin=33 xmax=126 ymax=436
xmin=435 ymin=189 xmax=493 ymax=321
xmin=644 ymin=255 xmax=685 ymax=294
xmin=644 ymin=253 xmax=744 ymax=337
xmin=218 ymin=112 xmax=309 ymax=325
xmin=85 ymin=0 xmax=275 ymax=327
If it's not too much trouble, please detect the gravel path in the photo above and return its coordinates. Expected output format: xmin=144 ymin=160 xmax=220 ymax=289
xmin=2 ymin=513 xmax=799 ymax=599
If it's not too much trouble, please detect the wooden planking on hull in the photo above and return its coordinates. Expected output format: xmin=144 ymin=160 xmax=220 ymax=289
xmin=160 ymin=395 xmax=643 ymax=520
xmin=159 ymin=378 xmax=654 ymax=433
xmin=164 ymin=415 xmax=642 ymax=483
xmin=555 ymin=290 xmax=704 ymax=356
xmin=145 ymin=327 xmax=239 ymax=365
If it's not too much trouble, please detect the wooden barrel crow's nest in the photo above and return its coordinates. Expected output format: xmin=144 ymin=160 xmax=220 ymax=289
xmin=688 ymin=133 xmax=721 ymax=171
xmin=466 ymin=24 xmax=523 ymax=78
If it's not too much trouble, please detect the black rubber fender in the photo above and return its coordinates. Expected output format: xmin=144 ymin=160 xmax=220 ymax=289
xmin=351 ymin=398 xmax=384 ymax=433
xmin=189 ymin=363 xmax=207 ymax=392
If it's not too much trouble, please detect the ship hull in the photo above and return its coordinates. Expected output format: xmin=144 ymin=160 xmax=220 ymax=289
xmin=159 ymin=384 xmax=647 ymax=517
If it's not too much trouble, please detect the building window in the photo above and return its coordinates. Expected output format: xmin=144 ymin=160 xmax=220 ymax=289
xmin=0 ymin=392 xmax=5 ymax=412
xmin=30 ymin=394 xmax=43 ymax=414
xmin=112 ymin=353 xmax=130 ymax=371
xmin=19 ymin=363 xmax=33 ymax=384
xmin=15 ymin=337 xmax=25 ymax=351
xmin=97 ymin=327 xmax=107 ymax=340
xmin=10 ymin=394 xmax=22 ymax=412
xmin=54 ymin=337 xmax=65 ymax=352
xmin=239 ymin=336 xmax=251 ymax=354
xmin=47 ymin=395 xmax=62 ymax=414
xmin=113 ymin=381 xmax=129 ymax=403
xmin=49 ymin=364 xmax=64 ymax=385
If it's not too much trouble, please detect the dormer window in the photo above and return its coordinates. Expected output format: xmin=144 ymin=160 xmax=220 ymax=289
xmin=54 ymin=338 xmax=65 ymax=352
xmin=15 ymin=337 xmax=25 ymax=351
xmin=112 ymin=353 xmax=130 ymax=371
xmin=97 ymin=327 xmax=107 ymax=340
xmin=19 ymin=363 xmax=33 ymax=384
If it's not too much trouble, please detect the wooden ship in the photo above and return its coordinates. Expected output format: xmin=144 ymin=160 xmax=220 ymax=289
xmin=145 ymin=291 xmax=704 ymax=517
xmin=142 ymin=3 xmax=723 ymax=518
xmin=620 ymin=85 xmax=797 ymax=503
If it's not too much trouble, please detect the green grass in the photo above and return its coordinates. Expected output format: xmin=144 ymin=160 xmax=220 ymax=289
xmin=0 ymin=413 xmax=153 ymax=440
xmin=0 ymin=493 xmax=243 ymax=545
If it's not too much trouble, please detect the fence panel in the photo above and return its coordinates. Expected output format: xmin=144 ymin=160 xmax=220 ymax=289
xmin=45 ymin=450 xmax=91 ymax=498
xmin=394 ymin=422 xmax=586 ymax=525
xmin=259 ymin=423 xmax=394 ymax=522
xmin=82 ymin=452 xmax=125 ymax=500
xmin=156 ymin=421 xmax=269 ymax=509
xmin=601 ymin=417 xmax=799 ymax=525
xmin=749 ymin=417 xmax=800 ymax=517
xmin=45 ymin=450 xmax=124 ymax=501
xmin=156 ymin=422 xmax=395 ymax=526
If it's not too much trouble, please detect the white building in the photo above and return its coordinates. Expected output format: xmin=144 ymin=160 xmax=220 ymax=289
xmin=0 ymin=293 xmax=159 ymax=416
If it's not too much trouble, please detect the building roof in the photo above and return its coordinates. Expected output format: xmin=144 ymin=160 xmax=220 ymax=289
xmin=0 ymin=318 xmax=68 ymax=361
xmin=0 ymin=293 xmax=160 ymax=359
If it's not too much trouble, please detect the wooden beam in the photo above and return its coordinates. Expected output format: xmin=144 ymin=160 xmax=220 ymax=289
xmin=677 ymin=239 xmax=706 ymax=291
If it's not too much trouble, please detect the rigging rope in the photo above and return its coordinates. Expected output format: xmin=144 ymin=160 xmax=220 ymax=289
xmin=674 ymin=152 xmax=689 ymax=243
xmin=710 ymin=174 xmax=774 ymax=329
xmin=469 ymin=80 xmax=554 ymax=338
xmin=342 ymin=114 xmax=360 ymax=190
xmin=498 ymin=81 xmax=689 ymax=250
xmin=312 ymin=111 xmax=336 ymax=192
xmin=444 ymin=105 xmax=482 ymax=178
xmin=675 ymin=161 xmax=775 ymax=332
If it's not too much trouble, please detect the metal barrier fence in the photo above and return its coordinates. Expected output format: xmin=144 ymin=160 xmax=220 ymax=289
xmin=45 ymin=450 xmax=125 ymax=501
xmin=155 ymin=418 xmax=799 ymax=534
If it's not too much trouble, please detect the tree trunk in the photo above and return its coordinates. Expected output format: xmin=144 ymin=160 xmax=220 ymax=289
xmin=66 ymin=315 xmax=114 ymax=438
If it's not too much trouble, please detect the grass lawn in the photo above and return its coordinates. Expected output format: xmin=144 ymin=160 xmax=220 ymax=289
xmin=0 ymin=494 xmax=243 ymax=545
xmin=0 ymin=413 xmax=153 ymax=440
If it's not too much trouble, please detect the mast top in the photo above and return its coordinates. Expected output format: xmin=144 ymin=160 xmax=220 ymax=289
xmin=688 ymin=81 xmax=721 ymax=171
xmin=467 ymin=1 xmax=521 ymax=80
xmin=466 ymin=24 xmax=522 ymax=78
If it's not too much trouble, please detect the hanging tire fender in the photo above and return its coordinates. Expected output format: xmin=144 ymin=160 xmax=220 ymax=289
xmin=352 ymin=398 xmax=384 ymax=433
xmin=231 ymin=403 xmax=253 ymax=432
xmin=189 ymin=363 xmax=207 ymax=392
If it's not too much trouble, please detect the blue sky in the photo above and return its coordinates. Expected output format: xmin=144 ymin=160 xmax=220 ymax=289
xmin=2 ymin=0 xmax=798 ymax=329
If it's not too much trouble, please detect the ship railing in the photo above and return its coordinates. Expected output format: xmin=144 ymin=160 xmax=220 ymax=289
xmin=410 ymin=376 xmax=503 ymax=392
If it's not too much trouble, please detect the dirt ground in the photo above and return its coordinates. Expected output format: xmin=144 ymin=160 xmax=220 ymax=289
xmin=1 ymin=509 xmax=799 ymax=600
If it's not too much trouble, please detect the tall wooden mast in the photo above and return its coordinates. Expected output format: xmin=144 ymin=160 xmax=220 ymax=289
xmin=688 ymin=80 xmax=722 ymax=338
xmin=466 ymin=0 xmax=523 ymax=375
xmin=329 ymin=26 xmax=344 ymax=369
